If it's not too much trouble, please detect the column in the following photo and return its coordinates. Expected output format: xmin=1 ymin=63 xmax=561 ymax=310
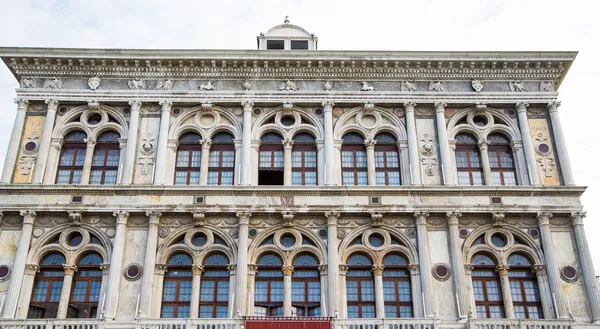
xmin=80 ymin=138 xmax=97 ymax=184
xmin=121 ymin=100 xmax=141 ymax=184
xmin=319 ymin=265 xmax=328 ymax=315
xmin=56 ymin=265 xmax=77 ymax=319
xmin=365 ymin=139 xmax=377 ymax=186
xmin=571 ymin=211 xmax=600 ymax=321
xmin=322 ymin=101 xmax=336 ymax=185
xmin=154 ymin=101 xmax=172 ymax=185
xmin=533 ymin=265 xmax=552 ymax=319
xmin=2 ymin=210 xmax=36 ymax=318
xmin=404 ymin=102 xmax=422 ymax=185
xmin=373 ymin=265 xmax=385 ymax=318
xmin=152 ymin=264 xmax=167 ymax=318
xmin=408 ymin=264 xmax=423 ymax=317
xmin=326 ymin=211 xmax=340 ymax=316
xmin=98 ymin=263 xmax=110 ymax=318
xmin=104 ymin=211 xmax=129 ymax=319
xmin=15 ymin=264 xmax=39 ymax=319
xmin=548 ymin=102 xmax=575 ymax=185
xmin=537 ymin=211 xmax=567 ymax=318
xmin=464 ymin=265 xmax=477 ymax=318
xmin=414 ymin=211 xmax=433 ymax=317
xmin=247 ymin=264 xmax=257 ymax=316
xmin=33 ymin=99 xmax=58 ymax=184
xmin=283 ymin=139 xmax=294 ymax=186
xmin=283 ymin=265 xmax=293 ymax=316
xmin=496 ymin=265 xmax=515 ymax=318
xmin=516 ymin=102 xmax=540 ymax=185
xmin=190 ymin=265 xmax=204 ymax=318
xmin=1 ymin=99 xmax=29 ymax=183
xmin=200 ymin=139 xmax=212 ymax=185
xmin=338 ymin=265 xmax=348 ymax=318
xmin=228 ymin=265 xmax=237 ymax=317
xmin=434 ymin=102 xmax=455 ymax=185
xmin=138 ymin=211 xmax=161 ymax=318
xmin=235 ymin=211 xmax=251 ymax=315
xmin=240 ymin=101 xmax=253 ymax=185
xmin=446 ymin=211 xmax=467 ymax=319
xmin=479 ymin=142 xmax=493 ymax=186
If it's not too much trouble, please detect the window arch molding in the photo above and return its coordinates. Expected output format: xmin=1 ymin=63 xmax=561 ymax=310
xmin=447 ymin=108 xmax=521 ymax=142
xmin=338 ymin=225 xmax=418 ymax=266
xmin=168 ymin=106 xmax=242 ymax=141
xmin=247 ymin=226 xmax=327 ymax=266
xmin=251 ymin=105 xmax=324 ymax=140
xmin=52 ymin=104 xmax=128 ymax=140
xmin=333 ymin=105 xmax=407 ymax=141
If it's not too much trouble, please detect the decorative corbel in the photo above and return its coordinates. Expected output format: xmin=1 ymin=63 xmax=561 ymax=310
xmin=370 ymin=212 xmax=383 ymax=227
xmin=68 ymin=211 xmax=83 ymax=226
xmin=281 ymin=209 xmax=296 ymax=227
xmin=193 ymin=212 xmax=206 ymax=227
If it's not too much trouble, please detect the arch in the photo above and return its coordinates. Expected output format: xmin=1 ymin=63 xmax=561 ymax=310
xmin=333 ymin=106 xmax=407 ymax=140
xmin=248 ymin=226 xmax=327 ymax=265
xmin=168 ymin=106 xmax=242 ymax=141
xmin=339 ymin=225 xmax=418 ymax=265
xmin=52 ymin=104 xmax=128 ymax=139
xmin=251 ymin=106 xmax=324 ymax=140
xmin=447 ymin=107 xmax=521 ymax=141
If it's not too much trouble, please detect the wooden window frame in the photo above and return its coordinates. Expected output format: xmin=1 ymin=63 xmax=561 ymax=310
xmin=291 ymin=258 xmax=320 ymax=316
xmin=255 ymin=256 xmax=284 ymax=316
xmin=29 ymin=265 xmax=64 ymax=318
xmin=456 ymin=137 xmax=483 ymax=186
xmin=509 ymin=268 xmax=542 ymax=319
xmin=341 ymin=143 xmax=368 ymax=186
xmin=382 ymin=259 xmax=412 ymax=318
xmin=174 ymin=143 xmax=202 ymax=185
xmin=161 ymin=265 xmax=192 ymax=318
xmin=488 ymin=144 xmax=518 ymax=186
xmin=68 ymin=256 xmax=102 ymax=318
xmin=374 ymin=143 xmax=401 ymax=186
xmin=292 ymin=142 xmax=317 ymax=186
xmin=90 ymin=141 xmax=120 ymax=185
xmin=472 ymin=264 xmax=504 ymax=318
xmin=346 ymin=258 xmax=375 ymax=318
xmin=199 ymin=262 xmax=229 ymax=318
xmin=56 ymin=142 xmax=86 ymax=184
xmin=208 ymin=142 xmax=235 ymax=185
xmin=259 ymin=143 xmax=284 ymax=170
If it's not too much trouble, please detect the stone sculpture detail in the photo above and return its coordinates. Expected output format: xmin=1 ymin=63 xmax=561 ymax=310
xmin=428 ymin=81 xmax=444 ymax=92
xmin=509 ymin=81 xmax=528 ymax=92
xmin=401 ymin=81 xmax=417 ymax=92
xmin=199 ymin=81 xmax=215 ymax=91
xmin=471 ymin=80 xmax=484 ymax=92
xmin=278 ymin=80 xmax=298 ymax=91
xmin=155 ymin=79 xmax=174 ymax=91
xmin=43 ymin=78 xmax=62 ymax=89
xmin=128 ymin=78 xmax=147 ymax=90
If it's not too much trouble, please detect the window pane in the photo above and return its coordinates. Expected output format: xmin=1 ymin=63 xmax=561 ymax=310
xmin=207 ymin=171 xmax=219 ymax=185
xmin=189 ymin=171 xmax=200 ymax=185
xmin=485 ymin=281 xmax=502 ymax=301
xmin=161 ymin=305 xmax=175 ymax=318
xmin=292 ymin=281 xmax=305 ymax=302
xmin=387 ymin=151 xmax=399 ymax=168
xmin=32 ymin=281 xmax=49 ymax=302
xmin=343 ymin=172 xmax=355 ymax=186
xmin=472 ymin=171 xmax=484 ymax=186
xmin=260 ymin=152 xmax=272 ymax=167
xmin=470 ymin=151 xmax=482 ymax=167
xmin=489 ymin=153 xmax=499 ymax=168
xmin=292 ymin=151 xmax=302 ymax=167
xmin=385 ymin=305 xmax=398 ymax=318
xmin=175 ymin=171 xmax=187 ymax=185
xmin=305 ymin=151 xmax=317 ymax=167
xmin=222 ymin=151 xmax=235 ymax=167
xmin=217 ymin=281 xmax=229 ymax=302
xmin=491 ymin=172 xmax=502 ymax=186
xmin=500 ymin=151 xmax=514 ymax=168
xmin=305 ymin=172 xmax=317 ymax=185
xmin=503 ymin=172 xmax=517 ymax=186
xmin=361 ymin=305 xmax=375 ymax=318
xmin=292 ymin=172 xmax=302 ymax=186
xmin=92 ymin=150 xmax=107 ymax=166
xmin=273 ymin=151 xmax=284 ymax=167
xmin=57 ymin=170 xmax=71 ymax=184
xmin=199 ymin=305 xmax=214 ymax=318
xmin=72 ymin=170 xmax=82 ymax=184
xmin=107 ymin=149 xmax=120 ymax=166
xmin=356 ymin=152 xmax=367 ymax=168
xmin=375 ymin=151 xmax=385 ymax=168
xmin=357 ymin=172 xmax=368 ymax=185
xmin=523 ymin=280 xmax=540 ymax=302
xmin=200 ymin=281 xmax=215 ymax=302
xmin=162 ymin=280 xmax=177 ymax=301
xmin=191 ymin=151 xmax=202 ymax=167
xmin=376 ymin=172 xmax=386 ymax=185
xmin=308 ymin=281 xmax=320 ymax=302
xmin=271 ymin=281 xmax=284 ymax=302
xmin=455 ymin=151 xmax=468 ymax=168
xmin=176 ymin=151 xmax=190 ymax=167
xmin=347 ymin=305 xmax=359 ymax=318
xmin=104 ymin=170 xmax=118 ymax=184
xmin=388 ymin=172 xmax=401 ymax=186
xmin=361 ymin=280 xmax=375 ymax=301
xmin=60 ymin=149 xmax=75 ymax=166
xmin=71 ymin=281 xmax=88 ymax=302
xmin=255 ymin=281 xmax=268 ymax=302
xmin=458 ymin=172 xmax=471 ymax=186
xmin=383 ymin=281 xmax=396 ymax=302
xmin=221 ymin=171 xmax=234 ymax=185
xmin=510 ymin=281 xmax=523 ymax=302
xmin=346 ymin=281 xmax=358 ymax=301
xmin=342 ymin=151 xmax=354 ymax=167
xmin=209 ymin=151 xmax=221 ymax=167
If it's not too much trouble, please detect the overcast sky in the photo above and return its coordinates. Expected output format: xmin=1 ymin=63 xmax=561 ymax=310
xmin=0 ymin=0 xmax=599 ymax=267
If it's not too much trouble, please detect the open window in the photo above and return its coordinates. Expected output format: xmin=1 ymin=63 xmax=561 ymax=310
xmin=259 ymin=133 xmax=284 ymax=185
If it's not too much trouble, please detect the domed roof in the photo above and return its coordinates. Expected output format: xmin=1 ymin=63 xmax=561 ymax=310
xmin=264 ymin=16 xmax=313 ymax=38
xmin=257 ymin=17 xmax=318 ymax=50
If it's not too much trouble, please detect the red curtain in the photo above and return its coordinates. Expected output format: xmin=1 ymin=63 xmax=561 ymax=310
xmin=245 ymin=317 xmax=332 ymax=329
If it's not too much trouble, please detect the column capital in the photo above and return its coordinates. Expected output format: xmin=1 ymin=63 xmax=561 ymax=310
xmin=85 ymin=137 xmax=97 ymax=148
xmin=146 ymin=211 xmax=162 ymax=225
xmin=515 ymin=102 xmax=529 ymax=113
xmin=532 ymin=264 xmax=547 ymax=275
xmin=100 ymin=263 xmax=110 ymax=274
xmin=14 ymin=98 xmax=29 ymax=110
xmin=25 ymin=264 xmax=40 ymax=275
xmin=414 ymin=211 xmax=429 ymax=225
xmin=63 ymin=265 xmax=78 ymax=275
xmin=322 ymin=100 xmax=335 ymax=109
xmin=154 ymin=263 xmax=167 ymax=275
xmin=201 ymin=138 xmax=213 ymax=150
xmin=478 ymin=140 xmax=489 ymax=151
xmin=20 ymin=210 xmax=37 ymax=225
xmin=492 ymin=211 xmax=506 ymax=227
xmin=193 ymin=212 xmax=206 ymax=227
xmin=364 ymin=138 xmax=376 ymax=148
xmin=282 ymin=265 xmax=294 ymax=276
xmin=113 ymin=211 xmax=129 ymax=225
xmin=464 ymin=264 xmax=474 ymax=275
xmin=227 ymin=264 xmax=237 ymax=275
xmin=192 ymin=265 xmax=204 ymax=275
xmin=45 ymin=99 xmax=59 ymax=110
xmin=241 ymin=101 xmax=254 ymax=110
xmin=370 ymin=212 xmax=383 ymax=227
xmin=128 ymin=100 xmax=142 ymax=111
xmin=496 ymin=265 xmax=510 ymax=276
xmin=537 ymin=211 xmax=553 ymax=225
xmin=318 ymin=264 xmax=328 ymax=275
xmin=446 ymin=211 xmax=462 ymax=225
xmin=68 ymin=211 xmax=83 ymax=226
xmin=571 ymin=211 xmax=586 ymax=226
xmin=434 ymin=102 xmax=447 ymax=113
xmin=547 ymin=101 xmax=561 ymax=113
xmin=159 ymin=100 xmax=173 ymax=111
xmin=282 ymin=139 xmax=294 ymax=150
xmin=237 ymin=210 xmax=252 ymax=225
xmin=325 ymin=211 xmax=340 ymax=225
xmin=339 ymin=265 xmax=349 ymax=275
xmin=372 ymin=264 xmax=385 ymax=276
xmin=403 ymin=102 xmax=417 ymax=111
xmin=408 ymin=264 xmax=420 ymax=274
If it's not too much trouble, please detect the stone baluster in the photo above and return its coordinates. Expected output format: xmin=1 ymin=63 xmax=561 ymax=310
xmin=56 ymin=265 xmax=78 ymax=319
xmin=516 ymin=102 xmax=540 ymax=185
xmin=338 ymin=265 xmax=348 ymax=318
xmin=104 ymin=211 xmax=129 ymax=319
xmin=1 ymin=99 xmax=29 ymax=183
xmin=479 ymin=141 xmax=494 ymax=185
xmin=154 ymin=101 xmax=172 ymax=184
xmin=235 ymin=210 xmax=251 ymax=315
xmin=2 ymin=210 xmax=36 ymax=318
xmin=434 ymin=102 xmax=455 ymax=185
xmin=240 ymin=101 xmax=253 ymax=185
xmin=200 ymin=139 xmax=212 ymax=185
xmin=283 ymin=139 xmax=294 ymax=186
xmin=537 ymin=211 xmax=567 ymax=318
xmin=33 ymin=100 xmax=58 ymax=184
xmin=414 ymin=211 xmax=433 ymax=317
xmin=190 ymin=265 xmax=204 ymax=318
xmin=446 ymin=211 xmax=467 ymax=319
xmin=326 ymin=211 xmax=340 ymax=316
xmin=80 ymin=137 xmax=97 ymax=184
xmin=496 ymin=265 xmax=515 ymax=318
xmin=571 ymin=211 xmax=600 ymax=321
xmin=533 ymin=265 xmax=552 ymax=318
xmin=138 ymin=211 xmax=161 ymax=318
xmin=548 ymin=102 xmax=575 ymax=185
xmin=283 ymin=265 xmax=294 ymax=316
xmin=121 ymin=100 xmax=141 ymax=184
xmin=404 ymin=102 xmax=422 ymax=184
xmin=322 ymin=101 xmax=336 ymax=185
xmin=373 ymin=265 xmax=386 ymax=318
xmin=408 ymin=264 xmax=423 ymax=317
xmin=365 ymin=139 xmax=377 ymax=185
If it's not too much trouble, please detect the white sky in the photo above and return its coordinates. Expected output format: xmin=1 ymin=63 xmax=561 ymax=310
xmin=0 ymin=0 xmax=599 ymax=267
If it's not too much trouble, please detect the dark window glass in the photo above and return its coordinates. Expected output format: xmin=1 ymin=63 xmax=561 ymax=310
xmin=383 ymin=254 xmax=412 ymax=318
xmin=259 ymin=133 xmax=284 ymax=185
xmin=161 ymin=253 xmax=193 ymax=318
xmin=292 ymin=254 xmax=320 ymax=316
xmin=487 ymin=134 xmax=517 ymax=186
xmin=56 ymin=131 xmax=87 ymax=184
xmin=346 ymin=254 xmax=375 ymax=318
xmin=208 ymin=132 xmax=235 ymax=186
xmin=175 ymin=132 xmax=202 ymax=185
xmin=68 ymin=253 xmax=102 ymax=318
xmin=342 ymin=133 xmax=368 ymax=186
xmin=28 ymin=253 xmax=66 ymax=318
xmin=267 ymin=40 xmax=285 ymax=49
xmin=291 ymin=40 xmax=309 ymax=50
xmin=472 ymin=253 xmax=505 ymax=318
xmin=292 ymin=133 xmax=317 ymax=186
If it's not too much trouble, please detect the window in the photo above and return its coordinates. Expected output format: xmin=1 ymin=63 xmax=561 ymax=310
xmin=374 ymin=133 xmax=400 ymax=186
xmin=90 ymin=131 xmax=120 ymax=185
xmin=208 ymin=132 xmax=235 ymax=185
xmin=471 ymin=254 xmax=504 ymax=318
xmin=455 ymin=133 xmax=483 ymax=186
xmin=292 ymin=133 xmax=317 ymax=185
xmin=383 ymin=254 xmax=412 ymax=318
xmin=200 ymin=253 xmax=230 ymax=318
xmin=291 ymin=40 xmax=309 ymax=50
xmin=342 ymin=133 xmax=368 ymax=186
xmin=68 ymin=253 xmax=103 ymax=318
xmin=346 ymin=254 xmax=375 ymax=318
xmin=259 ymin=133 xmax=284 ymax=185
xmin=487 ymin=134 xmax=517 ymax=186
xmin=292 ymin=254 xmax=321 ymax=316
xmin=161 ymin=253 xmax=193 ymax=318
xmin=56 ymin=131 xmax=87 ymax=184
xmin=175 ymin=132 xmax=202 ymax=185
xmin=507 ymin=254 xmax=542 ymax=319
xmin=28 ymin=253 xmax=66 ymax=318
xmin=267 ymin=40 xmax=285 ymax=49
xmin=254 ymin=254 xmax=284 ymax=316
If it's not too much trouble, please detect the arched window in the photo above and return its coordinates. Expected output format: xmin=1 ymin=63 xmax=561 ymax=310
xmin=161 ymin=253 xmax=193 ymax=318
xmin=507 ymin=254 xmax=542 ymax=319
xmin=487 ymin=134 xmax=517 ymax=186
xmin=346 ymin=254 xmax=375 ymax=318
xmin=56 ymin=131 xmax=87 ymax=184
xmin=292 ymin=254 xmax=321 ymax=316
xmin=374 ymin=133 xmax=400 ymax=186
xmin=90 ymin=131 xmax=120 ymax=185
xmin=292 ymin=133 xmax=317 ymax=185
xmin=175 ymin=132 xmax=202 ymax=185
xmin=471 ymin=254 xmax=504 ymax=318
xmin=383 ymin=254 xmax=412 ymax=318
xmin=259 ymin=133 xmax=284 ymax=185
xmin=254 ymin=254 xmax=284 ymax=316
xmin=342 ymin=133 xmax=368 ymax=186
xmin=200 ymin=253 xmax=230 ymax=318
xmin=28 ymin=252 xmax=66 ymax=318
xmin=456 ymin=133 xmax=483 ymax=186
xmin=68 ymin=253 xmax=103 ymax=318
xmin=208 ymin=133 xmax=235 ymax=185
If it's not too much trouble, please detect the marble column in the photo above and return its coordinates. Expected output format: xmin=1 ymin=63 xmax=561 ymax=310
xmin=283 ymin=139 xmax=294 ymax=186
xmin=322 ymin=101 xmax=336 ymax=185
xmin=247 ymin=264 xmax=257 ymax=316
xmin=373 ymin=265 xmax=385 ymax=318
xmin=326 ymin=211 xmax=340 ymax=316
xmin=33 ymin=99 xmax=58 ymax=184
xmin=496 ymin=265 xmax=515 ymax=318
xmin=533 ymin=265 xmax=552 ymax=319
xmin=235 ymin=211 xmax=251 ymax=315
xmin=548 ymin=102 xmax=575 ymax=185
xmin=154 ymin=101 xmax=172 ymax=185
xmin=434 ymin=102 xmax=455 ymax=185
xmin=1 ymin=99 xmax=29 ymax=183
xmin=319 ymin=265 xmax=328 ymax=315
xmin=240 ymin=101 xmax=253 ymax=185
xmin=283 ymin=265 xmax=293 ymax=316
xmin=404 ymin=102 xmax=422 ymax=185
xmin=414 ymin=211 xmax=433 ymax=317
xmin=516 ymin=102 xmax=540 ymax=185
xmin=56 ymin=265 xmax=78 ymax=319
xmin=365 ymin=139 xmax=377 ymax=186
xmin=190 ymin=265 xmax=204 ymax=318
xmin=15 ymin=264 xmax=39 ymax=319
xmin=2 ymin=210 xmax=36 ymax=319
xmin=228 ymin=265 xmax=237 ymax=317
xmin=479 ymin=142 xmax=493 ymax=186
xmin=80 ymin=138 xmax=97 ymax=185
xmin=571 ymin=211 xmax=600 ymax=321
xmin=121 ymin=100 xmax=141 ymax=184
xmin=138 ymin=211 xmax=161 ymax=318
xmin=98 ymin=263 xmax=110 ymax=318
xmin=104 ymin=211 xmax=129 ymax=319
xmin=338 ymin=265 xmax=348 ymax=318
xmin=409 ymin=264 xmax=423 ymax=318
xmin=152 ymin=264 xmax=167 ymax=318
xmin=537 ymin=211 xmax=567 ymax=318
xmin=464 ymin=265 xmax=477 ymax=318
xmin=446 ymin=211 xmax=467 ymax=319
xmin=200 ymin=139 xmax=212 ymax=185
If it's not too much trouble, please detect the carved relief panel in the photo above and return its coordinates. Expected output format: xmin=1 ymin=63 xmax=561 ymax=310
xmin=13 ymin=114 xmax=45 ymax=183
xmin=528 ymin=118 xmax=560 ymax=185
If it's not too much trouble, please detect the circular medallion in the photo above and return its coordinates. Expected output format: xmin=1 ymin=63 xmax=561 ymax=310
xmin=459 ymin=228 xmax=470 ymax=238
xmin=0 ymin=265 xmax=11 ymax=281
xmin=172 ymin=108 xmax=182 ymax=116
xmin=248 ymin=228 xmax=258 ymax=238
xmin=253 ymin=108 xmax=263 ymax=116
xmin=32 ymin=228 xmax=45 ymax=238
xmin=123 ymin=263 xmax=143 ymax=281
xmin=229 ymin=228 xmax=239 ymax=238
xmin=394 ymin=108 xmax=405 ymax=118
xmin=528 ymin=228 xmax=540 ymax=239
xmin=318 ymin=229 xmax=328 ymax=239
xmin=504 ymin=108 xmax=516 ymax=118
xmin=158 ymin=227 xmax=169 ymax=238
xmin=58 ymin=106 xmax=69 ymax=115
xmin=560 ymin=265 xmax=579 ymax=283
xmin=405 ymin=228 xmax=416 ymax=238
xmin=444 ymin=108 xmax=454 ymax=117
xmin=337 ymin=228 xmax=346 ymax=239
xmin=333 ymin=108 xmax=344 ymax=117
xmin=314 ymin=108 xmax=323 ymax=116
xmin=432 ymin=263 xmax=451 ymax=281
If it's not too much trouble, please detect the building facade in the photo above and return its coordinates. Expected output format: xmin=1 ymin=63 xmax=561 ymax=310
xmin=0 ymin=19 xmax=597 ymax=329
